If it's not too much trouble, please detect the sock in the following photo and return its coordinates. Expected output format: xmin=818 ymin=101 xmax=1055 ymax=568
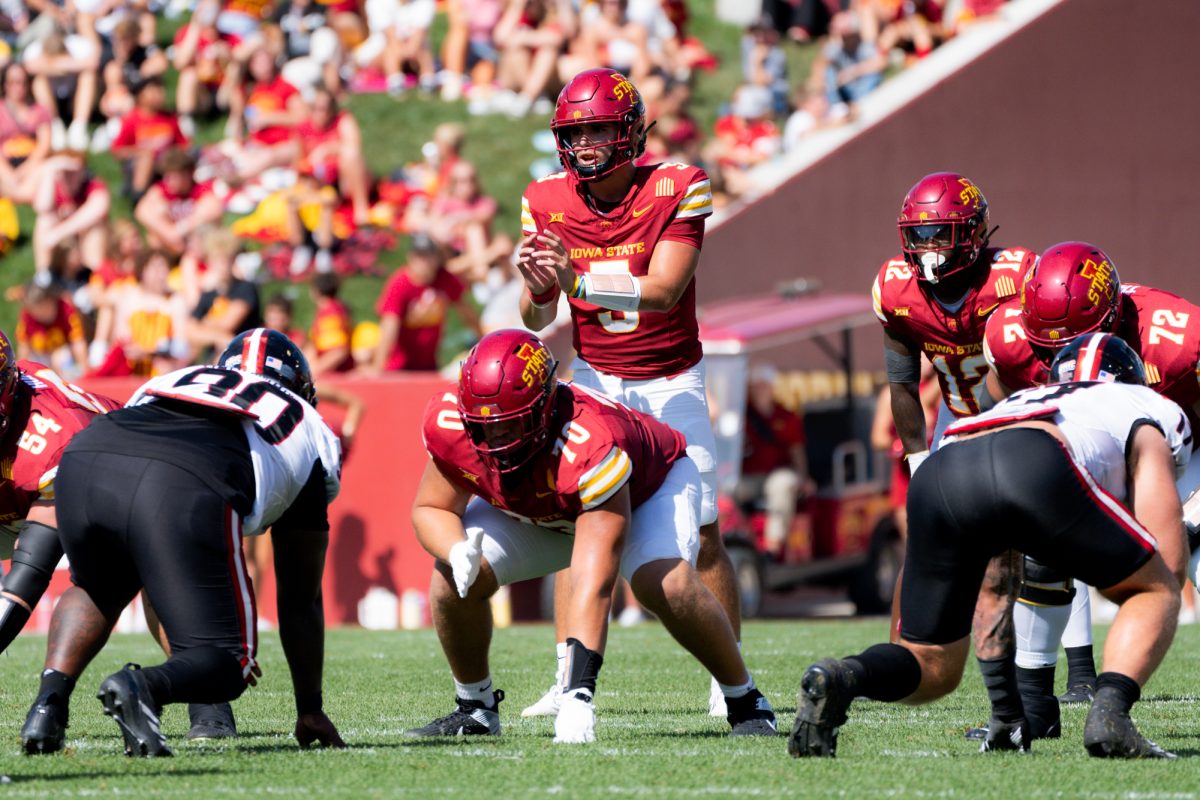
xmin=1016 ymin=665 xmax=1060 ymax=738
xmin=454 ymin=676 xmax=495 ymax=706
xmin=718 ymin=676 xmax=755 ymax=700
xmin=1064 ymin=645 xmax=1097 ymax=687
xmin=140 ymin=646 xmax=247 ymax=707
xmin=37 ymin=668 xmax=76 ymax=723
xmin=977 ymin=655 xmax=1025 ymax=723
xmin=554 ymin=642 xmax=567 ymax=687
xmin=844 ymin=643 xmax=921 ymax=702
xmin=1095 ymin=671 xmax=1140 ymax=713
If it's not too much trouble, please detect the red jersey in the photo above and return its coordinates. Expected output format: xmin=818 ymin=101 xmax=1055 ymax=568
xmin=295 ymin=114 xmax=343 ymax=184
xmin=112 ymin=109 xmax=188 ymax=155
xmin=246 ymin=76 xmax=300 ymax=146
xmin=16 ymin=300 xmax=85 ymax=356
xmin=422 ymin=383 xmax=687 ymax=532
xmin=872 ymin=246 xmax=1035 ymax=417
xmin=521 ymin=163 xmax=713 ymax=380
xmin=154 ymin=178 xmax=215 ymax=223
xmin=742 ymin=402 xmax=805 ymax=475
xmin=984 ymin=284 xmax=1200 ymax=432
xmin=310 ymin=297 xmax=354 ymax=372
xmin=376 ymin=267 xmax=464 ymax=371
xmin=52 ymin=178 xmax=106 ymax=219
xmin=0 ymin=363 xmax=121 ymax=553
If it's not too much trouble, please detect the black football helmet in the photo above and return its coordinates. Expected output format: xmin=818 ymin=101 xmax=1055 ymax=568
xmin=218 ymin=328 xmax=318 ymax=405
xmin=1048 ymin=332 xmax=1146 ymax=386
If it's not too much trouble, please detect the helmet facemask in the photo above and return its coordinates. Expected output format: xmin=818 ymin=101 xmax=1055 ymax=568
xmin=460 ymin=368 xmax=558 ymax=473
xmin=553 ymin=115 xmax=644 ymax=182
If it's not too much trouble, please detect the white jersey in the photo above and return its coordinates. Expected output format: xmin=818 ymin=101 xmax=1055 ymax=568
xmin=942 ymin=382 xmax=1191 ymax=502
xmin=128 ymin=366 xmax=342 ymax=534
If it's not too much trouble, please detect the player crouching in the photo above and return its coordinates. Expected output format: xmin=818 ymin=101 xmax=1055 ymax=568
xmin=407 ymin=330 xmax=775 ymax=743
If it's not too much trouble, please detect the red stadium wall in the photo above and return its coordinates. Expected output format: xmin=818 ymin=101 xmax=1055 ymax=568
xmin=699 ymin=0 xmax=1200 ymax=317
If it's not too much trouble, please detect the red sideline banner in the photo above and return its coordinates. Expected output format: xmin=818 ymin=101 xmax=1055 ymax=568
xmin=24 ymin=373 xmax=454 ymax=632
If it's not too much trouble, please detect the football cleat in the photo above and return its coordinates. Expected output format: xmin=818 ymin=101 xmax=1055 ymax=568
xmin=726 ymin=688 xmax=777 ymax=737
xmin=405 ymin=690 xmax=503 ymax=737
xmin=96 ymin=664 xmax=172 ymax=757
xmin=787 ymin=659 xmax=856 ymax=758
xmin=553 ymin=694 xmax=596 ymax=744
xmin=979 ymin=717 xmax=1031 ymax=753
xmin=1083 ymin=693 xmax=1174 ymax=759
xmin=20 ymin=693 xmax=68 ymax=755
xmin=1059 ymin=682 xmax=1096 ymax=704
xmin=187 ymin=702 xmax=238 ymax=740
xmin=521 ymin=684 xmax=563 ymax=718
xmin=708 ymin=678 xmax=727 ymax=718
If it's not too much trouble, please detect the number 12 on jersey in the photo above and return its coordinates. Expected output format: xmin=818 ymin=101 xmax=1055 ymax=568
xmin=930 ymin=354 xmax=990 ymax=416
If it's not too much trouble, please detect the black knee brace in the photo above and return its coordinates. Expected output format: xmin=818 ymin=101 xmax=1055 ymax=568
xmin=1018 ymin=555 xmax=1075 ymax=607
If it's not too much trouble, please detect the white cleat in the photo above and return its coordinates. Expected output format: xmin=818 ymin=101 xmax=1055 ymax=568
xmin=708 ymin=678 xmax=727 ymax=717
xmin=553 ymin=696 xmax=596 ymax=744
xmin=521 ymin=684 xmax=564 ymax=718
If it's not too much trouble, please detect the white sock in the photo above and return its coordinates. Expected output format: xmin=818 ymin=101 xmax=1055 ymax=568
xmin=718 ymin=676 xmax=756 ymax=700
xmin=555 ymin=642 xmax=567 ymax=687
xmin=455 ymin=676 xmax=495 ymax=705
xmin=1014 ymin=600 xmax=1071 ymax=669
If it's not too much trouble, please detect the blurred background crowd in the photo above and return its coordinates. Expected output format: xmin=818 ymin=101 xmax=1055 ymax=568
xmin=0 ymin=0 xmax=1014 ymax=380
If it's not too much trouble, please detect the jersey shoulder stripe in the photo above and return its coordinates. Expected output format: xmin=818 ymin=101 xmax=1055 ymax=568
xmin=675 ymin=178 xmax=713 ymax=220
xmin=578 ymin=446 xmax=632 ymax=509
xmin=521 ymin=194 xmax=536 ymax=234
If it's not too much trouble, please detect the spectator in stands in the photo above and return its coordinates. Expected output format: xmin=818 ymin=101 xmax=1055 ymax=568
xmin=218 ymin=0 xmax=279 ymax=39
xmin=135 ymin=148 xmax=223 ymax=257
xmin=368 ymin=232 xmax=480 ymax=373
xmin=16 ymin=276 xmax=88 ymax=376
xmin=283 ymin=173 xmax=340 ymax=275
xmin=97 ymin=16 xmax=168 ymax=133
xmin=187 ymin=227 xmax=263 ymax=355
xmin=173 ymin=0 xmax=234 ymax=137
xmin=782 ymin=84 xmax=832 ymax=152
xmin=294 ymin=88 xmax=370 ymax=225
xmin=263 ymin=291 xmax=305 ymax=344
xmin=111 ymin=76 xmax=189 ymax=201
xmin=226 ymin=42 xmax=304 ymax=179
xmin=706 ymin=83 xmax=781 ymax=197
xmin=305 ymin=271 xmax=354 ymax=375
xmin=492 ymin=0 xmax=574 ymax=118
xmin=762 ymin=0 xmax=834 ymax=43
xmin=439 ymin=0 xmax=503 ymax=103
xmin=813 ymin=10 xmax=885 ymax=117
xmin=383 ymin=0 xmax=437 ymax=95
xmin=32 ymin=152 xmax=111 ymax=276
xmin=643 ymin=77 xmax=701 ymax=165
xmin=22 ymin=26 xmax=101 ymax=151
xmin=866 ymin=0 xmax=942 ymax=62
xmin=734 ymin=364 xmax=814 ymax=553
xmin=90 ymin=248 xmax=191 ymax=376
xmin=572 ymin=0 xmax=651 ymax=85
xmin=409 ymin=160 xmax=510 ymax=285
xmin=0 ymin=61 xmax=52 ymax=204
xmin=742 ymin=14 xmax=788 ymax=114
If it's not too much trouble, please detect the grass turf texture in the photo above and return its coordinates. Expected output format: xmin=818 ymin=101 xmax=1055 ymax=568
xmin=0 ymin=620 xmax=1198 ymax=797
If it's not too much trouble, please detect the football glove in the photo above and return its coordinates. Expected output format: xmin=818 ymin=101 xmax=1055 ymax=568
xmin=448 ymin=528 xmax=485 ymax=599
xmin=553 ymin=693 xmax=596 ymax=744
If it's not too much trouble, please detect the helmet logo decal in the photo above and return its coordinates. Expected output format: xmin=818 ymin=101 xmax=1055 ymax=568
xmin=573 ymin=110 xmax=582 ymax=119
xmin=516 ymin=342 xmax=551 ymax=389
xmin=610 ymin=74 xmax=636 ymax=101
xmin=1080 ymin=258 xmax=1115 ymax=305
xmin=957 ymin=178 xmax=983 ymax=207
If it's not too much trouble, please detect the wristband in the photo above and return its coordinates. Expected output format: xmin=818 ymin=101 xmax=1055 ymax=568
xmin=569 ymin=273 xmax=586 ymax=300
xmin=529 ymin=285 xmax=559 ymax=307
xmin=295 ymin=690 xmax=323 ymax=716
xmin=906 ymin=450 xmax=930 ymax=475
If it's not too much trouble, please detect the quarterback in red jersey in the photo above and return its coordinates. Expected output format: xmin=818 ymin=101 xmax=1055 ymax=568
xmin=0 ymin=330 xmax=121 ymax=659
xmin=515 ymin=68 xmax=741 ymax=719
xmin=408 ymin=331 xmax=775 ymax=744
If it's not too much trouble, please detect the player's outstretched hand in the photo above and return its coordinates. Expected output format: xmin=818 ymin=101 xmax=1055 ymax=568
xmin=532 ymin=231 xmax=573 ymax=292
xmin=294 ymin=712 xmax=346 ymax=749
xmin=448 ymin=528 xmax=485 ymax=598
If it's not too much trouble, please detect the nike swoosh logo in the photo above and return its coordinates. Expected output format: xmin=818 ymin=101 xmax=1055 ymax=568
xmin=977 ymin=302 xmax=1000 ymax=317
xmin=631 ymin=205 xmax=653 ymax=218
xmin=535 ymin=490 xmax=553 ymax=498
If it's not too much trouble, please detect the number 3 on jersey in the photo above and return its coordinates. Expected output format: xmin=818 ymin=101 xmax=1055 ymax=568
xmin=930 ymin=354 xmax=990 ymax=416
xmin=588 ymin=259 xmax=639 ymax=334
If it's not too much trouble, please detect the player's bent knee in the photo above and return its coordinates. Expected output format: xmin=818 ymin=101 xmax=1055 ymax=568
xmin=900 ymin=640 xmax=968 ymax=704
xmin=629 ymin=558 xmax=689 ymax=609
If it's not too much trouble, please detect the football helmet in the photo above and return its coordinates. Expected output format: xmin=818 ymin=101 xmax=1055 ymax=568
xmin=458 ymin=330 xmax=558 ymax=473
xmin=897 ymin=172 xmax=990 ymax=284
xmin=551 ymin=68 xmax=646 ymax=181
xmin=1021 ymin=241 xmax=1121 ymax=365
xmin=0 ymin=328 xmax=20 ymax=437
xmin=1048 ymin=332 xmax=1145 ymax=386
xmin=218 ymin=328 xmax=317 ymax=406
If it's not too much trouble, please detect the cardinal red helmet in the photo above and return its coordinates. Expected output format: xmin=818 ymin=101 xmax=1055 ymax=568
xmin=1048 ymin=332 xmax=1145 ymax=386
xmin=897 ymin=172 xmax=990 ymax=284
xmin=0 ymin=329 xmax=19 ymax=437
xmin=1021 ymin=241 xmax=1121 ymax=364
xmin=458 ymin=330 xmax=559 ymax=473
xmin=551 ymin=68 xmax=646 ymax=181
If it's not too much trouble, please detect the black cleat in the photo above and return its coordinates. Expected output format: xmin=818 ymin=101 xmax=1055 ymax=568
xmin=726 ymin=688 xmax=777 ymax=737
xmin=20 ymin=693 xmax=67 ymax=755
xmin=405 ymin=690 xmax=503 ymax=736
xmin=96 ymin=664 xmax=172 ymax=757
xmin=1083 ymin=695 xmax=1174 ymax=759
xmin=979 ymin=717 xmax=1031 ymax=753
xmin=787 ymin=659 xmax=856 ymax=758
xmin=187 ymin=702 xmax=238 ymax=740
xmin=1059 ymin=683 xmax=1096 ymax=704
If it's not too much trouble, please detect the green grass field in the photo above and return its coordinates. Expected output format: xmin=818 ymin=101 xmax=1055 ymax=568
xmin=0 ymin=620 xmax=1198 ymax=797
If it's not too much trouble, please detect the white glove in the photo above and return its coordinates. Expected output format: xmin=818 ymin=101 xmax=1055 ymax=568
xmin=907 ymin=450 xmax=930 ymax=476
xmin=553 ymin=694 xmax=596 ymax=744
xmin=448 ymin=528 xmax=485 ymax=599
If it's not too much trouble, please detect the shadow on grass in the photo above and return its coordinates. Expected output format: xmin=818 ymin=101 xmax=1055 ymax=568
xmin=6 ymin=767 xmax=233 ymax=782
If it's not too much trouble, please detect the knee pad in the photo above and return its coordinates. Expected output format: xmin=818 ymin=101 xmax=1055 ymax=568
xmin=4 ymin=522 xmax=63 ymax=606
xmin=1019 ymin=555 xmax=1075 ymax=608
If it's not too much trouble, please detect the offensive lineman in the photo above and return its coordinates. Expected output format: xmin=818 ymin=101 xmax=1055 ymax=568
xmin=516 ymin=68 xmax=740 ymax=718
xmin=790 ymin=334 xmax=1189 ymax=760
xmin=407 ymin=330 xmax=775 ymax=743
xmin=982 ymin=241 xmax=1200 ymax=737
xmin=18 ymin=329 xmax=345 ymax=756
xmin=871 ymin=172 xmax=1036 ymax=747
